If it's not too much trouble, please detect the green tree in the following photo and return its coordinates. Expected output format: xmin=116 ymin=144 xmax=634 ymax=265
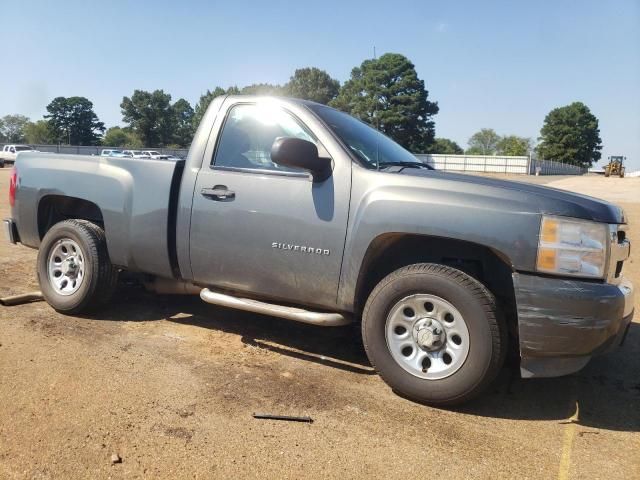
xmin=496 ymin=135 xmax=531 ymax=156
xmin=24 ymin=120 xmax=54 ymax=144
xmin=45 ymin=97 xmax=105 ymax=145
xmin=429 ymin=138 xmax=463 ymax=154
xmin=466 ymin=128 xmax=500 ymax=155
xmin=0 ymin=118 xmax=5 ymax=142
xmin=240 ymin=83 xmax=283 ymax=96
xmin=284 ymin=67 xmax=340 ymax=104
xmin=192 ymin=86 xmax=240 ymax=131
xmin=102 ymin=127 xmax=128 ymax=147
xmin=0 ymin=114 xmax=30 ymax=143
xmin=172 ymin=98 xmax=195 ymax=147
xmin=330 ymin=53 xmax=439 ymax=153
xmin=102 ymin=126 xmax=143 ymax=148
xmin=193 ymin=87 xmax=225 ymax=132
xmin=121 ymin=89 xmax=175 ymax=146
xmin=537 ymin=102 xmax=602 ymax=167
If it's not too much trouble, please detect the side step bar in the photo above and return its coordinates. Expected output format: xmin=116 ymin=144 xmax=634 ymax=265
xmin=200 ymin=288 xmax=352 ymax=327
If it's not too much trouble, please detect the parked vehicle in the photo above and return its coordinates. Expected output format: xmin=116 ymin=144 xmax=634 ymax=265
xmin=0 ymin=145 xmax=37 ymax=166
xmin=122 ymin=150 xmax=150 ymax=158
xmin=141 ymin=150 xmax=169 ymax=160
xmin=99 ymin=149 xmax=127 ymax=158
xmin=3 ymin=96 xmax=634 ymax=405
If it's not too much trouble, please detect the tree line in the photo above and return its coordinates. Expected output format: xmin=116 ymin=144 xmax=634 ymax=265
xmin=452 ymin=101 xmax=603 ymax=167
xmin=0 ymin=53 xmax=602 ymax=167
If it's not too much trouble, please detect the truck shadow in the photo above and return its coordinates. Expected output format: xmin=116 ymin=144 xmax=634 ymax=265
xmin=98 ymin=285 xmax=375 ymax=375
xmin=456 ymin=322 xmax=640 ymax=433
xmin=96 ymin=286 xmax=639 ymax=432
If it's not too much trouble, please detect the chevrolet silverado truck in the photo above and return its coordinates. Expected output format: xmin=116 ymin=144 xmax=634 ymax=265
xmin=3 ymin=96 xmax=634 ymax=405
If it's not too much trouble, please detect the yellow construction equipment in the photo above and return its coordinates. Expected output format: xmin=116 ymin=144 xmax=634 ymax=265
xmin=604 ymin=156 xmax=626 ymax=177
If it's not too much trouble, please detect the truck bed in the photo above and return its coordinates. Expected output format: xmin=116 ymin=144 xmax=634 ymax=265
xmin=12 ymin=153 xmax=183 ymax=279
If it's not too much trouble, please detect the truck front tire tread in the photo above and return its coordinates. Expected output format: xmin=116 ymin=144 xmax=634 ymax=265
xmin=362 ymin=263 xmax=506 ymax=406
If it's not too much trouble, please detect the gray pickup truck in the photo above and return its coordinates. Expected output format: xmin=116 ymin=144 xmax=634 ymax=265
xmin=3 ymin=96 xmax=634 ymax=405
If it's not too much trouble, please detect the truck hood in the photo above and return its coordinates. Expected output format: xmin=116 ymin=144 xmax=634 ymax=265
xmin=402 ymin=170 xmax=625 ymax=224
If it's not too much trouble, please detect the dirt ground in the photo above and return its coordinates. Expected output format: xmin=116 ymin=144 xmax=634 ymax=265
xmin=0 ymin=170 xmax=638 ymax=479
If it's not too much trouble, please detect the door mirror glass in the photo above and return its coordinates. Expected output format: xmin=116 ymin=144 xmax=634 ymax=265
xmin=271 ymin=137 xmax=331 ymax=181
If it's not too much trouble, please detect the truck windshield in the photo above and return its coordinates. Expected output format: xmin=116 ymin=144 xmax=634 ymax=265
xmin=308 ymin=104 xmax=430 ymax=170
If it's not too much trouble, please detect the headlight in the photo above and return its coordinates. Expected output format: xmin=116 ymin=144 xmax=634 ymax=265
xmin=536 ymin=216 xmax=608 ymax=278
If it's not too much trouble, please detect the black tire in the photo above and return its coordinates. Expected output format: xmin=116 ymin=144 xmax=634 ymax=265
xmin=362 ymin=263 xmax=506 ymax=406
xmin=37 ymin=219 xmax=118 ymax=314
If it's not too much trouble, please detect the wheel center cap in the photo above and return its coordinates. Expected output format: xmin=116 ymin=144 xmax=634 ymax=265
xmin=61 ymin=257 xmax=78 ymax=277
xmin=413 ymin=318 xmax=446 ymax=351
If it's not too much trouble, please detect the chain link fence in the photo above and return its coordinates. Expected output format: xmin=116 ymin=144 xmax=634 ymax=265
xmin=0 ymin=143 xmax=189 ymax=158
xmin=2 ymin=144 xmax=587 ymax=175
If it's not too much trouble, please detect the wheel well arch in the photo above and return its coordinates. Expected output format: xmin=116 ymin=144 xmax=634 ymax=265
xmin=353 ymin=233 xmax=517 ymax=327
xmin=37 ymin=195 xmax=104 ymax=240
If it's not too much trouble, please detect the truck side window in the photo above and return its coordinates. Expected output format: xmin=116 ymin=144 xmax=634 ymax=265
xmin=213 ymin=104 xmax=315 ymax=173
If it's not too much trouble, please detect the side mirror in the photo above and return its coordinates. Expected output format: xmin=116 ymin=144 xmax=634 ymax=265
xmin=271 ymin=137 xmax=331 ymax=182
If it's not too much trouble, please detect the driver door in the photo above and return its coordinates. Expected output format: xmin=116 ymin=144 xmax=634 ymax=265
xmin=189 ymin=101 xmax=351 ymax=308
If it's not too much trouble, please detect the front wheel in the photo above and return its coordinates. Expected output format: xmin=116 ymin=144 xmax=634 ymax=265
xmin=37 ymin=219 xmax=118 ymax=314
xmin=362 ymin=263 xmax=506 ymax=406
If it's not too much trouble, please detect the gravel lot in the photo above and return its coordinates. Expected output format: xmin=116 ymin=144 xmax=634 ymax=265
xmin=0 ymin=170 xmax=638 ymax=479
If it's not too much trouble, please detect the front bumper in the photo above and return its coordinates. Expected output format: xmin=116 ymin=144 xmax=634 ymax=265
xmin=514 ymin=272 xmax=634 ymax=378
xmin=3 ymin=219 xmax=20 ymax=244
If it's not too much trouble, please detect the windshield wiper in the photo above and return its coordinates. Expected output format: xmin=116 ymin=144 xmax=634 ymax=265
xmin=377 ymin=161 xmax=434 ymax=170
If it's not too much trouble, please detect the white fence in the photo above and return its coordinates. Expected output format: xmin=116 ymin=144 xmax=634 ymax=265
xmin=414 ymin=154 xmax=587 ymax=175
xmin=415 ymin=154 xmax=530 ymax=174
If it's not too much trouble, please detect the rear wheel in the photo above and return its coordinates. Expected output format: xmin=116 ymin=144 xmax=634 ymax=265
xmin=37 ymin=219 xmax=118 ymax=314
xmin=362 ymin=263 xmax=506 ymax=406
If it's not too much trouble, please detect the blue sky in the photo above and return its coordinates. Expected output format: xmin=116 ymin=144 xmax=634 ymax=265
xmin=2 ymin=0 xmax=639 ymax=169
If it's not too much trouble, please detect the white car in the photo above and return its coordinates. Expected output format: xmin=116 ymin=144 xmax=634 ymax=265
xmin=122 ymin=150 xmax=150 ymax=158
xmin=141 ymin=150 xmax=169 ymax=160
xmin=100 ymin=149 xmax=127 ymax=158
xmin=0 ymin=145 xmax=38 ymax=166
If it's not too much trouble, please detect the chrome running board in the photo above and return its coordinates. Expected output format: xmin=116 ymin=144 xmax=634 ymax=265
xmin=199 ymin=288 xmax=351 ymax=327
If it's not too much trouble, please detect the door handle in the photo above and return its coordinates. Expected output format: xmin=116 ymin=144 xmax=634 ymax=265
xmin=201 ymin=185 xmax=235 ymax=200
